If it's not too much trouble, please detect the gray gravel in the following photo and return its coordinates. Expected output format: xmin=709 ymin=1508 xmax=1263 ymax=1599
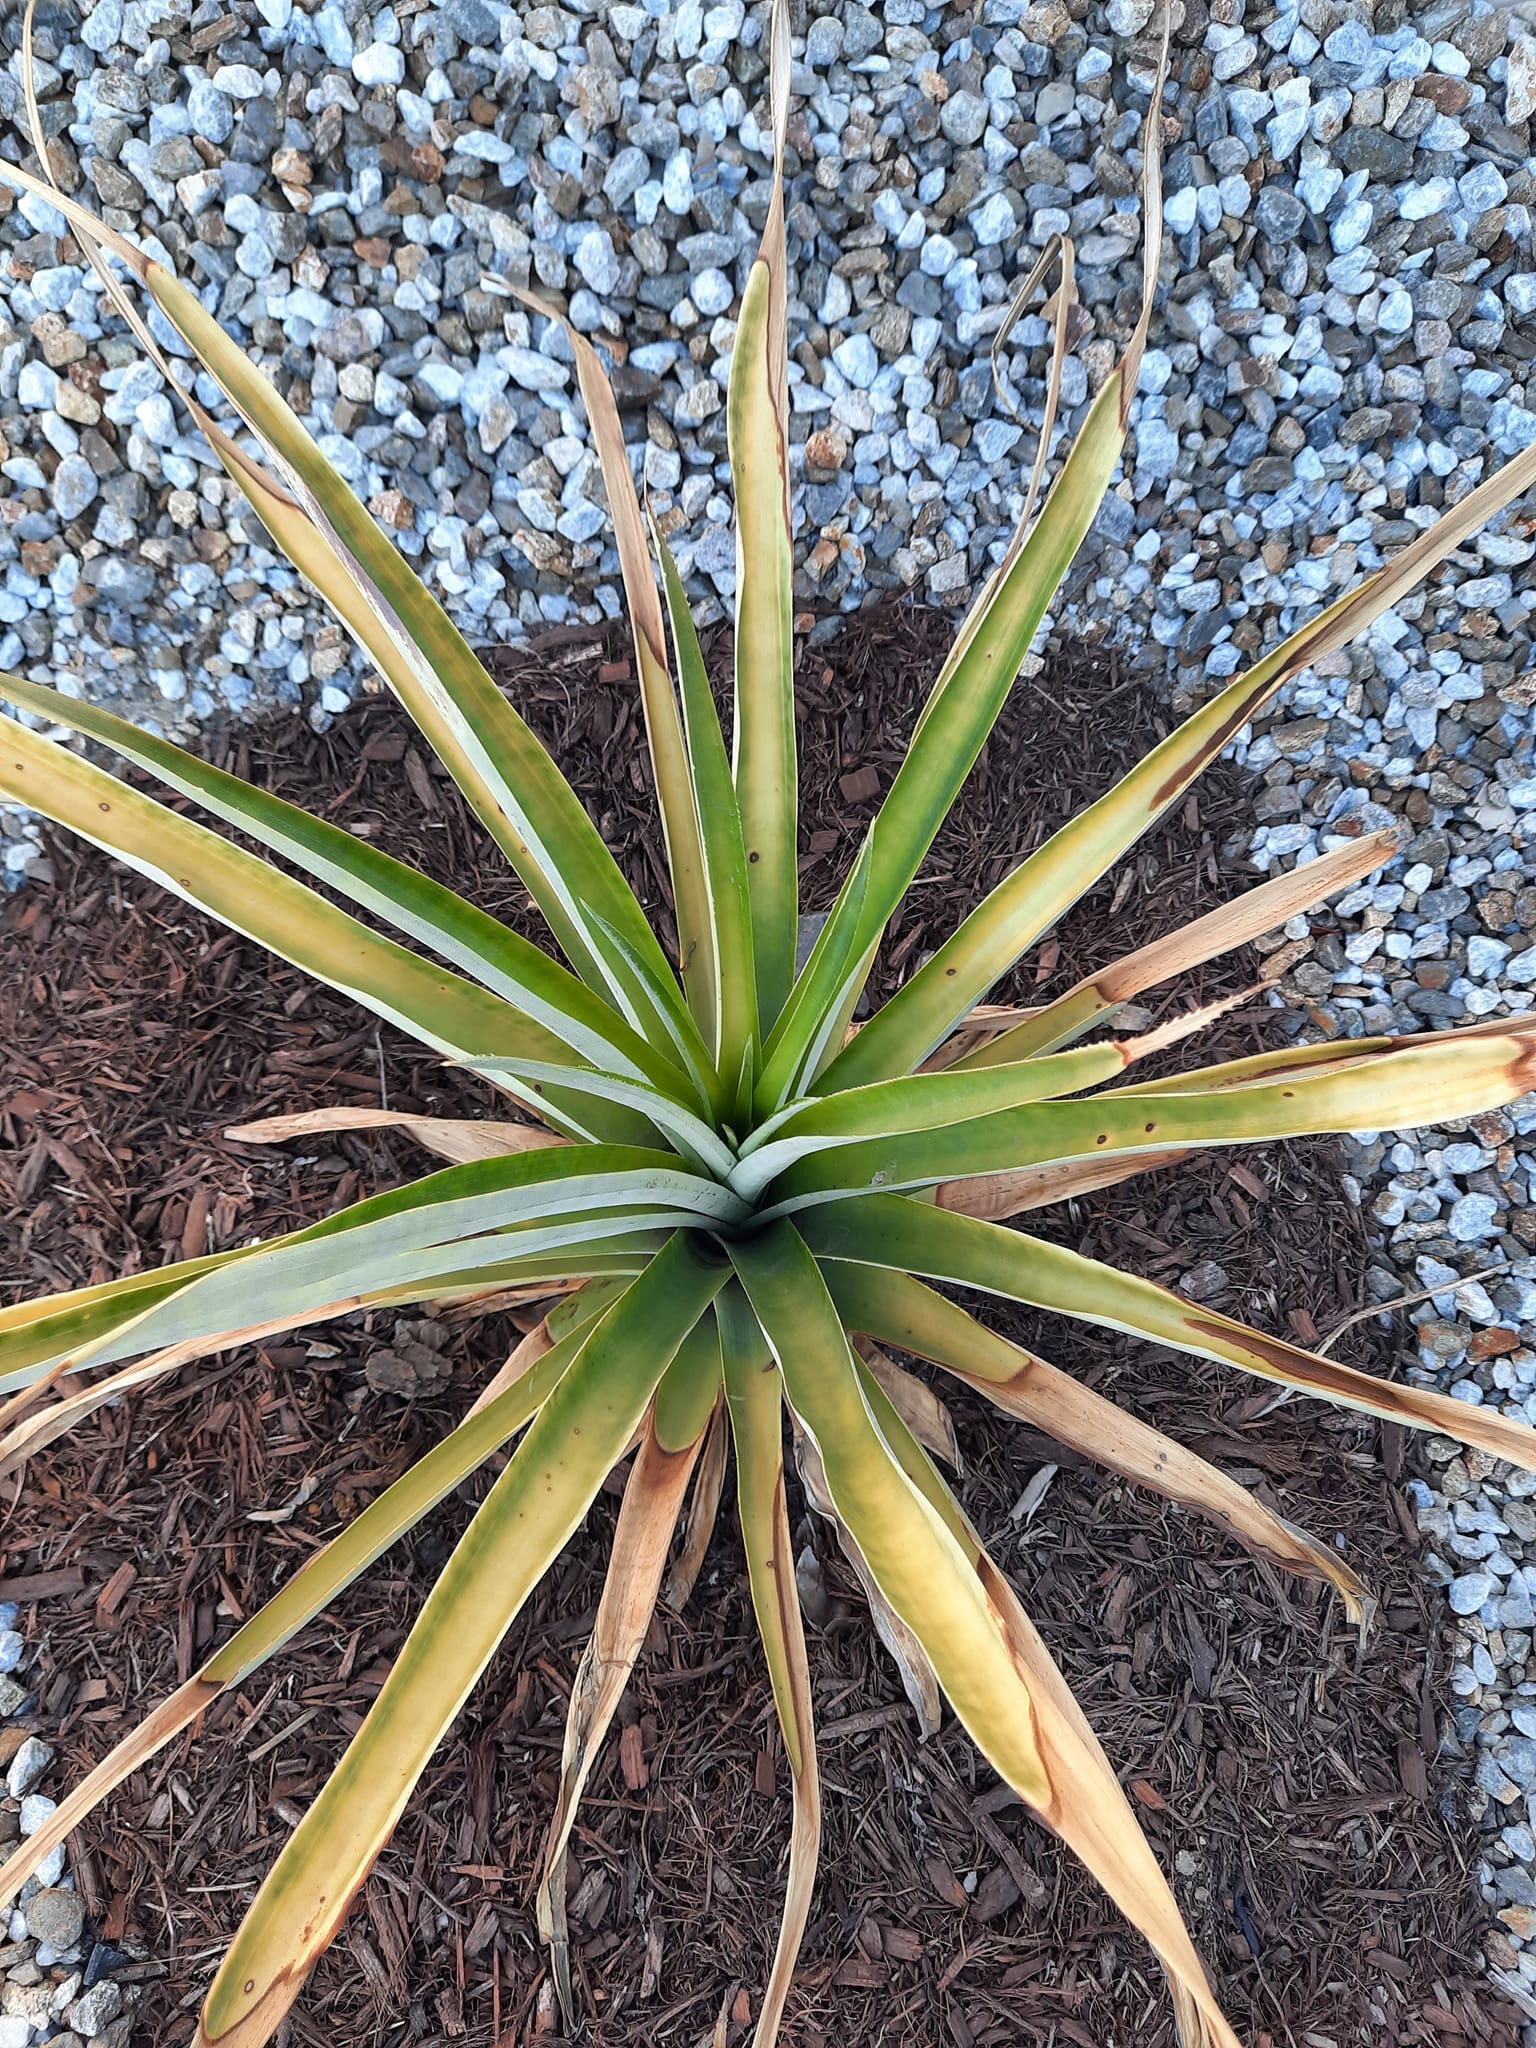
xmin=0 ymin=0 xmax=1535 ymax=2024
xmin=0 ymin=1605 xmax=146 ymax=2048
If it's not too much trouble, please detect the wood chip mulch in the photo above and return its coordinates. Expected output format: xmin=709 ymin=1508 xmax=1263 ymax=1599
xmin=0 ymin=602 xmax=1522 ymax=2048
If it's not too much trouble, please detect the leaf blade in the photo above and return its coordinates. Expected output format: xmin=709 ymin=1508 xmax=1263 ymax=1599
xmin=764 ymin=1022 xmax=1536 ymax=1212
xmin=800 ymin=1195 xmax=1536 ymax=1474
xmin=0 ymin=1296 xmax=619 ymax=1914
xmin=655 ymin=522 xmax=759 ymax=1101
xmin=827 ymin=1263 xmax=1371 ymax=1628
xmin=828 ymin=423 xmax=1536 ymax=1089
xmin=962 ymin=830 xmax=1397 ymax=1067
xmin=0 ymin=674 xmax=677 ymax=1091
xmin=537 ymin=1339 xmax=714 ymax=2023
xmin=786 ymin=53 xmax=1168 ymax=1105
xmin=731 ymin=1224 xmax=1238 ymax=2048
xmin=523 ymin=295 xmax=718 ymax=1049
xmin=852 ymin=1360 xmax=1240 ymax=2048
xmin=197 ymin=1233 xmax=726 ymax=2048
xmin=0 ymin=714 xmax=588 ymax=1072
xmin=717 ymin=1283 xmax=821 ymax=2047
xmin=3 ymin=1148 xmax=727 ymax=1387
xmin=727 ymin=0 xmax=797 ymax=1030
xmin=728 ymin=1224 xmax=1049 ymax=1800
xmin=731 ymin=1041 xmax=1126 ymax=1203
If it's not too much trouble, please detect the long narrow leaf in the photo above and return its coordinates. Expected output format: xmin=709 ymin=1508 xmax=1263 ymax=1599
xmin=828 ymin=420 xmax=1536 ymax=1089
xmin=731 ymin=1041 xmax=1126 ymax=1203
xmin=764 ymin=1022 xmax=1536 ymax=1212
xmin=964 ymin=829 xmax=1396 ymax=1067
xmin=853 ymin=1362 xmax=1240 ymax=2047
xmin=827 ymin=1264 xmax=1371 ymax=1627
xmin=655 ymin=524 xmax=758 ymax=1105
xmin=1104 ymin=1035 xmax=1392 ymax=1097
xmin=801 ymin=1196 xmax=1536 ymax=1473
xmin=757 ymin=300 xmax=1140 ymax=1111
xmin=731 ymin=1224 xmax=1238 ymax=2048
xmin=463 ymin=1057 xmax=737 ymax=1179
xmin=730 ymin=1224 xmax=1052 ymax=1799
xmin=5 ymin=1148 xmax=728 ymax=1384
xmin=87 ymin=1212 xmax=709 ymax=1385
xmin=935 ymin=1033 xmax=1416 ymax=1218
xmin=0 ymin=1298 xmax=614 ymax=1915
xmin=158 ymin=301 xmax=703 ymax=1074
xmin=538 ymin=1317 xmax=719 ymax=2023
xmin=728 ymin=0 xmax=796 ymax=1030
xmin=0 ymin=1257 xmax=238 ymax=1389
xmin=719 ymin=1283 xmax=821 ymax=2048
xmin=0 ymin=1233 xmax=656 ymax=1478
xmin=521 ymin=293 xmax=717 ymax=1049
xmin=0 ymin=715 xmax=597 ymax=1079
xmin=227 ymin=1107 xmax=566 ymax=1164
xmin=0 ymin=153 xmax=709 ymax=1079
xmin=375 ymin=1243 xmax=658 ymax=1314
xmin=766 ymin=46 xmax=1169 ymax=1114
xmin=0 ymin=675 xmax=680 ymax=1093
xmin=791 ymin=1416 xmax=941 ymax=1736
xmin=197 ymin=1233 xmax=726 ymax=2048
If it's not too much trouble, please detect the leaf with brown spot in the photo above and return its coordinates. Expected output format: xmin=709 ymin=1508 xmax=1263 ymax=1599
xmin=826 ymin=1265 xmax=1373 ymax=1631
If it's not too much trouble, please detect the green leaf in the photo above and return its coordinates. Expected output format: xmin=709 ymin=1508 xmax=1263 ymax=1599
xmin=0 ymin=159 xmax=707 ymax=1072
xmin=199 ymin=1231 xmax=726 ymax=2048
xmin=760 ymin=362 xmax=1136 ymax=1114
xmin=728 ymin=1222 xmax=1244 ymax=2048
xmin=961 ymin=830 xmax=1397 ymax=1067
xmin=763 ymin=1021 xmax=1536 ymax=1213
xmin=0 ymin=673 xmax=682 ymax=1096
xmin=800 ymin=1194 xmax=1536 ymax=1474
xmin=726 ymin=0 xmax=797 ymax=1032
xmin=654 ymin=525 xmax=758 ymax=1108
xmin=844 ymin=1349 xmax=1240 ymax=2048
xmin=4 ymin=1149 xmax=731 ymax=1385
xmin=728 ymin=1223 xmax=1054 ymax=1799
xmin=1104 ymin=1034 xmax=1394 ymax=1097
xmin=718 ymin=1279 xmax=820 ymax=2047
xmin=462 ymin=1058 xmax=738 ymax=1180
xmin=210 ymin=399 xmax=698 ymax=1069
xmin=780 ymin=45 xmax=1177 ymax=1110
xmin=532 ymin=295 xmax=718 ymax=1049
xmin=0 ymin=714 xmax=603 ymax=1077
xmin=825 ymin=429 xmax=1536 ymax=1091
xmin=755 ymin=841 xmax=878 ymax=1112
xmin=732 ymin=1040 xmax=1125 ymax=1203
xmin=825 ymin=1262 xmax=1372 ymax=1628
xmin=0 ymin=1258 xmax=238 ymax=1392
xmin=0 ymin=1292 xmax=616 ymax=1919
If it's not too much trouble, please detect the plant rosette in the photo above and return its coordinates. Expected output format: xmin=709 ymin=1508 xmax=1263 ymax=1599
xmin=3 ymin=7 xmax=1536 ymax=2046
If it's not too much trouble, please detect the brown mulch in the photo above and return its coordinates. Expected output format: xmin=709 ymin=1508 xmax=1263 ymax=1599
xmin=0 ymin=602 xmax=1521 ymax=2048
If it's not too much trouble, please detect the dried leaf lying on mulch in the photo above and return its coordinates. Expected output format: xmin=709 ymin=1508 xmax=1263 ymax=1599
xmin=0 ymin=603 xmax=1519 ymax=2048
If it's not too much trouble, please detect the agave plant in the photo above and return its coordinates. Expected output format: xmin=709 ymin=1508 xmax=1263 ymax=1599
xmin=4 ymin=9 xmax=1536 ymax=2045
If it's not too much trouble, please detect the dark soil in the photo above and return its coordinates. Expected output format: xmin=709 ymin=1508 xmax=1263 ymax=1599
xmin=0 ymin=603 xmax=1521 ymax=2048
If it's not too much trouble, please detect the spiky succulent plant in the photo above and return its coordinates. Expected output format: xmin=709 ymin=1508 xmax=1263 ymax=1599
xmin=4 ymin=9 xmax=1536 ymax=2045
